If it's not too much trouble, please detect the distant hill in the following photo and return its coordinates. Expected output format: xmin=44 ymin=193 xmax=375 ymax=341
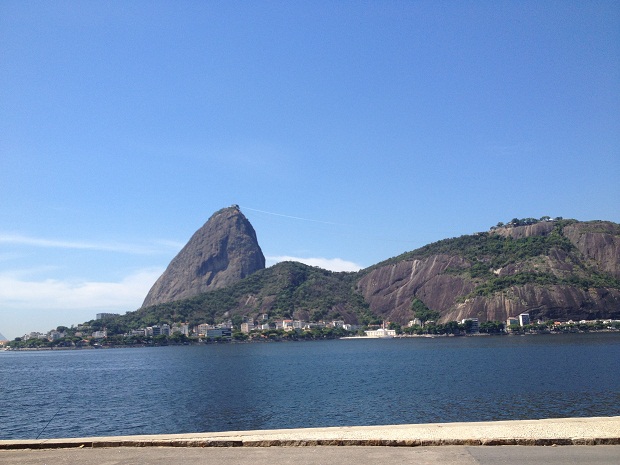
xmin=98 ymin=213 xmax=620 ymax=333
xmin=0 ymin=332 xmax=7 ymax=341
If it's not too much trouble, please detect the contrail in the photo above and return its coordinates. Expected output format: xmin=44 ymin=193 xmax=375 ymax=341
xmin=240 ymin=206 xmax=346 ymax=226
xmin=240 ymin=206 xmax=421 ymax=244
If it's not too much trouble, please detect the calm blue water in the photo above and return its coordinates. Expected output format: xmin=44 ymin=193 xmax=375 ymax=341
xmin=1 ymin=333 xmax=619 ymax=440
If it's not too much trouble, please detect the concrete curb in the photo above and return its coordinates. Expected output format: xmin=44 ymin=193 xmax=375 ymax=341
xmin=2 ymin=416 xmax=619 ymax=450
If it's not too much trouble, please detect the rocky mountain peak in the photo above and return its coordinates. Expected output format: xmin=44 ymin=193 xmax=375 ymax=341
xmin=142 ymin=205 xmax=265 ymax=307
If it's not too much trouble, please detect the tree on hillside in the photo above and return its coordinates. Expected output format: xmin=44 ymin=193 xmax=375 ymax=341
xmin=410 ymin=298 xmax=440 ymax=325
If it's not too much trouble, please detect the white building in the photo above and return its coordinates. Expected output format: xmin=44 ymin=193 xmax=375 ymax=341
xmin=364 ymin=327 xmax=396 ymax=338
xmin=48 ymin=330 xmax=66 ymax=341
xmin=461 ymin=318 xmax=479 ymax=333
xmin=518 ymin=313 xmax=531 ymax=326
xmin=96 ymin=313 xmax=119 ymax=320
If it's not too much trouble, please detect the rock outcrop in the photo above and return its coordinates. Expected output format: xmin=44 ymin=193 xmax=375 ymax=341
xmin=564 ymin=221 xmax=620 ymax=279
xmin=356 ymin=220 xmax=620 ymax=324
xmin=142 ymin=205 xmax=265 ymax=307
xmin=356 ymin=255 xmax=474 ymax=323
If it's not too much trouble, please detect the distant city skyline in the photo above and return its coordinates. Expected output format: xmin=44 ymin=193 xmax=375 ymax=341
xmin=1 ymin=1 xmax=618 ymax=339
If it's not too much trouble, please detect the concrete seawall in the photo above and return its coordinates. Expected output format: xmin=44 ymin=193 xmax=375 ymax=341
xmin=1 ymin=416 xmax=619 ymax=449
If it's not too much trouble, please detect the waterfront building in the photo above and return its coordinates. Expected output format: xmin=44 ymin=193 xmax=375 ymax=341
xmin=364 ymin=327 xmax=396 ymax=338
xmin=171 ymin=324 xmax=189 ymax=336
xmin=23 ymin=332 xmax=48 ymax=340
xmin=461 ymin=318 xmax=479 ymax=333
xmin=518 ymin=313 xmax=531 ymax=326
xmin=92 ymin=330 xmax=107 ymax=339
xmin=196 ymin=324 xmax=210 ymax=336
xmin=48 ymin=330 xmax=65 ymax=341
xmin=506 ymin=317 xmax=519 ymax=328
xmin=205 ymin=327 xmax=232 ymax=339
xmin=241 ymin=322 xmax=255 ymax=333
xmin=96 ymin=313 xmax=119 ymax=320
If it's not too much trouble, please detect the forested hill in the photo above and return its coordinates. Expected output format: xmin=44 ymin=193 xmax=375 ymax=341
xmin=97 ymin=218 xmax=620 ymax=334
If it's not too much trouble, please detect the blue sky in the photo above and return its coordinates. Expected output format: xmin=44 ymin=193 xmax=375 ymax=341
xmin=1 ymin=1 xmax=618 ymax=339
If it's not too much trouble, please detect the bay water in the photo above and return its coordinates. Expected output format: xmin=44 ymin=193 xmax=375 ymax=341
xmin=1 ymin=332 xmax=619 ymax=440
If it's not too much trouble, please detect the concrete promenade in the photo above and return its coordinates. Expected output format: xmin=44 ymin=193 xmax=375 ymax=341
xmin=1 ymin=416 xmax=619 ymax=449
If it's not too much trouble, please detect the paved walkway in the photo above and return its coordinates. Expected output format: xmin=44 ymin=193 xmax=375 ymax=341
xmin=1 ymin=416 xmax=619 ymax=449
xmin=2 ymin=445 xmax=620 ymax=465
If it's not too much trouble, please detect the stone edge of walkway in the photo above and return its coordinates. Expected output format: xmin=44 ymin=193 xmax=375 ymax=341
xmin=2 ymin=416 xmax=619 ymax=450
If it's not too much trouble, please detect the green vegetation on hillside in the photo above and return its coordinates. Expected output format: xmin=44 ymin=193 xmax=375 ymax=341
xmin=62 ymin=218 xmax=620 ymax=336
xmin=366 ymin=219 xmax=620 ymax=295
xmin=104 ymin=261 xmax=374 ymax=334
xmin=370 ymin=219 xmax=576 ymax=271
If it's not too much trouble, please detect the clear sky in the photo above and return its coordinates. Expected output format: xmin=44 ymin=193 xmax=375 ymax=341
xmin=1 ymin=1 xmax=618 ymax=339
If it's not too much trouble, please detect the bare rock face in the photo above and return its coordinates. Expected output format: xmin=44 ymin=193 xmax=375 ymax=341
xmin=564 ymin=222 xmax=620 ymax=279
xmin=357 ymin=255 xmax=474 ymax=322
xmin=142 ymin=206 xmax=265 ymax=307
xmin=443 ymin=285 xmax=620 ymax=323
xmin=356 ymin=220 xmax=620 ymax=324
xmin=492 ymin=221 xmax=555 ymax=239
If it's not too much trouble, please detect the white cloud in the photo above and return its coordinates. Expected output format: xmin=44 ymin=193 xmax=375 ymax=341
xmin=0 ymin=268 xmax=163 ymax=339
xmin=0 ymin=268 xmax=162 ymax=310
xmin=0 ymin=233 xmax=181 ymax=255
xmin=266 ymin=255 xmax=363 ymax=272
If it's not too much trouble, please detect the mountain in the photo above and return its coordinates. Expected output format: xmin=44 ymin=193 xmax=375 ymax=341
xmin=142 ymin=205 xmax=265 ymax=307
xmin=356 ymin=219 xmax=620 ymax=324
xmin=0 ymin=332 xmax=7 ymax=341
xmin=122 ymin=215 xmax=620 ymax=331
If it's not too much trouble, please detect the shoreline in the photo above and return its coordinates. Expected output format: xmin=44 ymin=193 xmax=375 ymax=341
xmin=3 ymin=329 xmax=620 ymax=351
xmin=1 ymin=416 xmax=619 ymax=449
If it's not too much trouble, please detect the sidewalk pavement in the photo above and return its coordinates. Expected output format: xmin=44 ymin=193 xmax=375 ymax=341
xmin=1 ymin=416 xmax=619 ymax=449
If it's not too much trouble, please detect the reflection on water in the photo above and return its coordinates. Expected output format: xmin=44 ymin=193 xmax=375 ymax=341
xmin=1 ymin=332 xmax=619 ymax=439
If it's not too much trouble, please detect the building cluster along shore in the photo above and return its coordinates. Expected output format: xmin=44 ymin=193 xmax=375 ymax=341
xmin=3 ymin=310 xmax=620 ymax=350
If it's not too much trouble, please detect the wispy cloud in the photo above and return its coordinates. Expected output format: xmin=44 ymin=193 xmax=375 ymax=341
xmin=266 ymin=255 xmax=363 ymax=272
xmin=0 ymin=268 xmax=162 ymax=311
xmin=0 ymin=234 xmax=181 ymax=255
